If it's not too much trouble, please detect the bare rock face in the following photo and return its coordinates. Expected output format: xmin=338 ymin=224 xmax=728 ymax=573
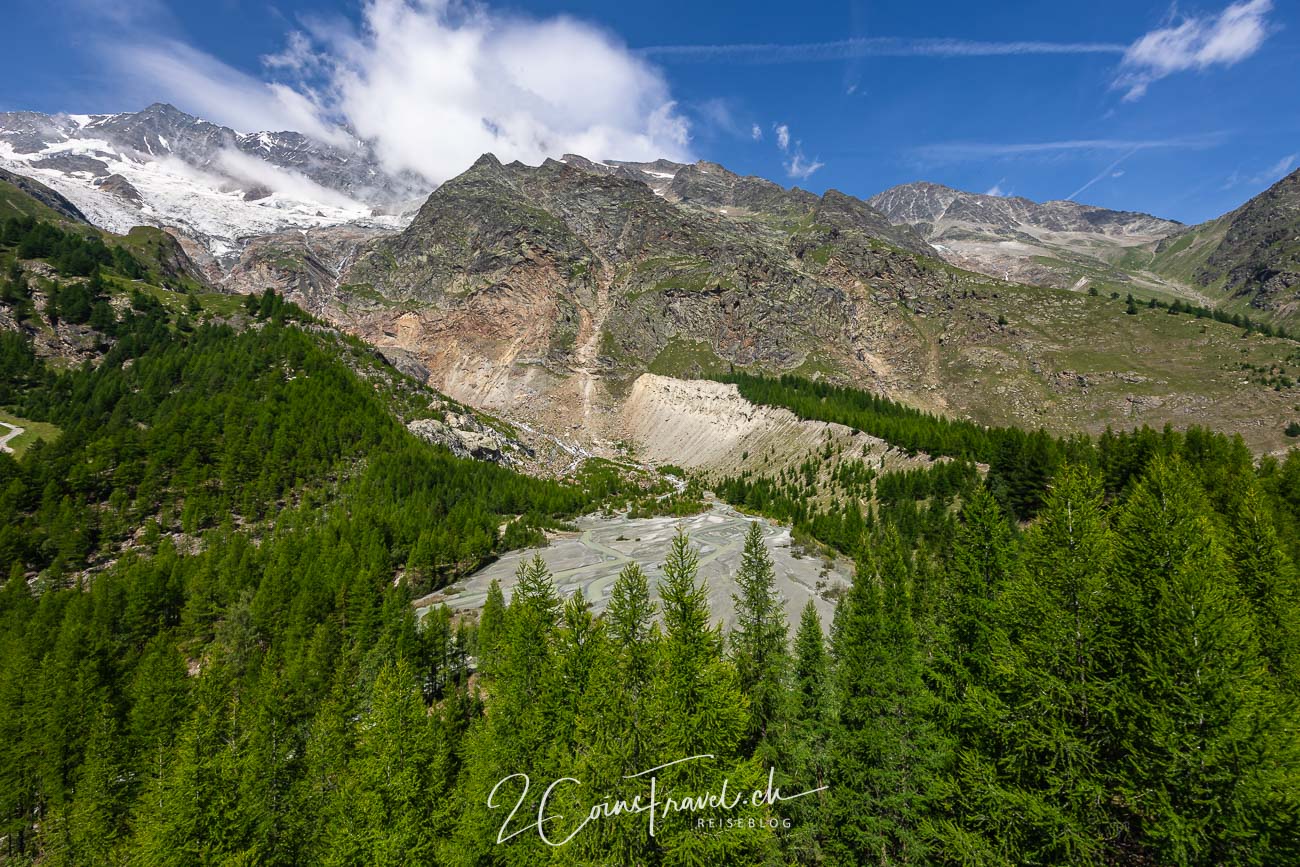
xmin=405 ymin=411 xmax=532 ymax=465
xmin=95 ymin=173 xmax=143 ymax=205
xmin=1201 ymin=168 xmax=1300 ymax=313
xmin=220 ymin=225 xmax=392 ymax=303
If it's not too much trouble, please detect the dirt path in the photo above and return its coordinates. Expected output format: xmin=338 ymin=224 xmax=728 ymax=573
xmin=0 ymin=421 xmax=23 ymax=454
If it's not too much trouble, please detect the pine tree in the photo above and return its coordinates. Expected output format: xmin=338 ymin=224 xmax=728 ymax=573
xmin=320 ymin=660 xmax=452 ymax=867
xmin=40 ymin=703 xmax=128 ymax=867
xmin=568 ymin=563 xmax=662 ymax=864
xmin=604 ymin=561 xmax=658 ymax=762
xmin=448 ymin=555 xmax=562 ymax=866
xmin=554 ymin=588 xmax=600 ymax=749
xmin=784 ymin=600 xmax=833 ymax=864
xmin=942 ymin=487 xmax=1016 ymax=680
xmin=651 ymin=528 xmax=773 ymax=864
xmin=955 ymin=465 xmax=1117 ymax=863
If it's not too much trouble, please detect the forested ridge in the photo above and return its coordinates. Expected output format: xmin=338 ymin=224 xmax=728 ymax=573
xmin=1 ymin=222 xmax=1299 ymax=864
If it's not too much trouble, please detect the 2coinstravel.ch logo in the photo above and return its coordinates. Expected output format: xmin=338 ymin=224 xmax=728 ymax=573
xmin=489 ymin=754 xmax=828 ymax=846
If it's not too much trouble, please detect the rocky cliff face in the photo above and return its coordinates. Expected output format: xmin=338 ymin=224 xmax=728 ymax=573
xmin=0 ymin=166 xmax=88 ymax=222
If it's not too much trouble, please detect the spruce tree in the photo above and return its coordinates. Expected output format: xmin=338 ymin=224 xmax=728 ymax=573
xmin=942 ymin=487 xmax=1016 ymax=680
xmin=475 ymin=577 xmax=506 ymax=676
xmin=322 ymin=660 xmax=452 ymax=867
xmin=955 ymin=465 xmax=1117 ymax=863
xmin=784 ymin=600 xmax=833 ymax=863
xmin=568 ymin=564 xmax=661 ymax=864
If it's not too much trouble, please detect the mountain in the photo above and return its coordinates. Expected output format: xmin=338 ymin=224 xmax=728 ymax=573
xmin=247 ymin=152 xmax=1300 ymax=454
xmin=5 ymin=101 xmax=1300 ymax=451
xmin=867 ymin=181 xmax=1185 ymax=293
xmin=1141 ymin=168 xmax=1300 ymax=320
xmin=0 ymin=103 xmax=422 ymax=262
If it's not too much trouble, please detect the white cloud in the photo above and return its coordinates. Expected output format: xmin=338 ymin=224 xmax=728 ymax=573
xmin=786 ymin=152 xmax=824 ymax=181
xmin=98 ymin=0 xmax=692 ymax=186
xmin=1254 ymin=152 xmax=1297 ymax=183
xmin=751 ymin=123 xmax=763 ymax=141
xmin=914 ymin=134 xmax=1225 ymax=163
xmin=1115 ymin=0 xmax=1274 ymax=100
xmin=307 ymin=0 xmax=690 ymax=184
xmin=105 ymin=38 xmax=352 ymax=145
xmin=640 ymin=36 xmax=1127 ymax=63
xmin=775 ymin=124 xmax=791 ymax=151
xmin=985 ymin=180 xmax=1009 ymax=196
xmin=1224 ymin=152 xmax=1298 ymax=188
xmin=769 ymin=122 xmax=821 ymax=179
xmin=211 ymin=149 xmax=364 ymax=210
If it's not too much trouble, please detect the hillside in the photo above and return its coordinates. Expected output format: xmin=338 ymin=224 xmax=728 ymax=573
xmin=1141 ymin=167 xmax=1300 ymax=320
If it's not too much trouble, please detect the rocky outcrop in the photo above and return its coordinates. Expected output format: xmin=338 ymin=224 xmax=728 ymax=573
xmin=406 ymin=410 xmax=532 ymax=465
xmin=95 ymin=173 xmax=143 ymax=204
xmin=1200 ymin=168 xmax=1300 ymax=314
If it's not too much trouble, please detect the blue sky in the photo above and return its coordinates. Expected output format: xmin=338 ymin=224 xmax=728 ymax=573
xmin=3 ymin=0 xmax=1297 ymax=223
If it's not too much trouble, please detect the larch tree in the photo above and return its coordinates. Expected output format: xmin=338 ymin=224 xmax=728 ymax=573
xmin=730 ymin=520 xmax=791 ymax=756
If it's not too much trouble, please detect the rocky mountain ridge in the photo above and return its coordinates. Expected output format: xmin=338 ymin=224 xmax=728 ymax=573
xmin=0 ymin=103 xmax=420 ymax=262
xmin=6 ymin=100 xmax=1300 ymax=454
xmin=867 ymin=181 xmax=1184 ymax=290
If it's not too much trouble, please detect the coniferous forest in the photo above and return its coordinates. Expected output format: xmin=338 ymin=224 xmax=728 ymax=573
xmin=2 ymin=226 xmax=1300 ymax=866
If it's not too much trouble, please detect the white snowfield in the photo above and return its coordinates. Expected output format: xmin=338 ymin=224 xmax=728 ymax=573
xmin=0 ymin=135 xmax=408 ymax=263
